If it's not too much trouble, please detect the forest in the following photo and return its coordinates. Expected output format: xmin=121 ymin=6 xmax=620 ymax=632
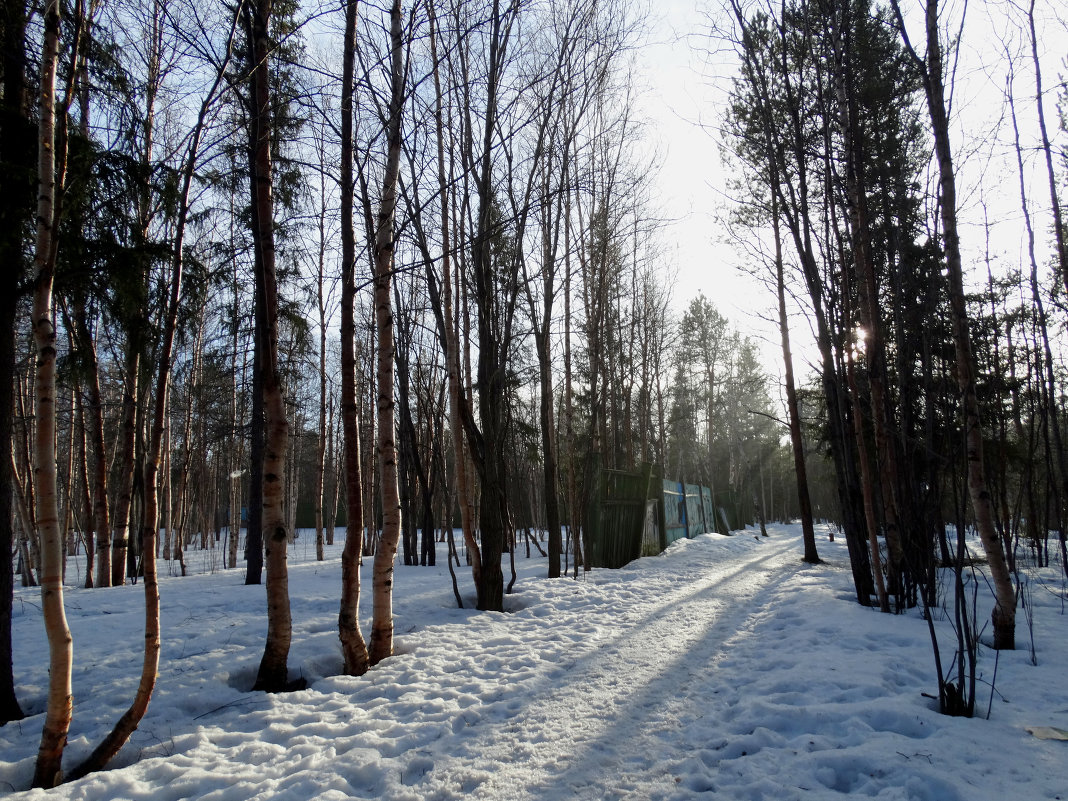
xmin=1 ymin=0 xmax=1066 ymax=789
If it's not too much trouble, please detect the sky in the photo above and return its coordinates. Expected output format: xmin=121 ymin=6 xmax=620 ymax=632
xmin=636 ymin=0 xmax=1068 ymax=379
xmin=4 ymin=523 xmax=1067 ymax=799
xmin=637 ymin=0 xmax=807 ymax=371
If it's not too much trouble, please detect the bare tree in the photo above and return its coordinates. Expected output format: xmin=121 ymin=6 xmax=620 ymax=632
xmin=1023 ymin=0 xmax=1067 ymax=302
xmin=249 ymin=0 xmax=295 ymax=692
xmin=338 ymin=0 xmax=371 ymax=677
xmin=66 ymin=0 xmax=244 ymax=776
xmin=31 ymin=0 xmax=80 ymax=785
xmin=468 ymin=0 xmax=524 ymax=610
xmin=771 ymin=194 xmax=819 ymax=563
xmin=517 ymin=0 xmax=628 ymax=577
xmin=427 ymin=0 xmax=480 ymax=592
xmin=889 ymin=0 xmax=1016 ymax=648
xmin=1005 ymin=58 xmax=1068 ymax=580
xmin=369 ymin=0 xmax=405 ymax=665
xmin=314 ymin=118 xmax=332 ymax=563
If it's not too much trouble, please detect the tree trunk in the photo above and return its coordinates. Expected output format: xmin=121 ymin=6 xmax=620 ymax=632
xmin=845 ymin=316 xmax=889 ymax=612
xmin=773 ymin=197 xmax=818 ymax=563
xmin=564 ymin=183 xmax=582 ymax=577
xmin=338 ymin=0 xmax=369 ymax=677
xmin=731 ymin=0 xmax=869 ymax=595
xmin=315 ymin=149 xmax=328 ymax=562
xmin=395 ymin=308 xmax=417 ymax=569
xmin=535 ymin=327 xmax=562 ymax=577
xmin=1006 ymin=69 xmax=1068 ymax=577
xmin=163 ymin=421 xmax=173 ymax=563
xmin=1022 ymin=1 xmax=1068 ymax=538
xmin=421 ymin=390 xmax=444 ymax=567
xmin=829 ymin=0 xmax=903 ymax=598
xmin=71 ymin=300 xmax=111 ymax=586
xmin=326 ymin=386 xmax=338 ymax=547
xmin=249 ymin=0 xmax=294 ymax=692
xmin=891 ymin=0 xmax=1015 ymax=647
xmin=361 ymin=335 xmax=377 ymax=559
xmin=470 ymin=0 xmax=519 ymax=609
xmin=74 ymin=397 xmax=94 ymax=588
xmin=68 ymin=6 xmax=240 ymax=773
xmin=31 ymin=0 xmax=72 ymax=785
xmin=395 ymin=289 xmax=434 ymax=569
xmin=228 ymin=237 xmax=243 ymax=570
xmin=245 ymin=251 xmax=265 ymax=584
xmin=112 ymin=0 xmax=164 ymax=587
xmin=59 ymin=389 xmax=75 ymax=585
xmin=369 ymin=0 xmax=405 ymax=665
xmin=427 ymin=0 xmax=480 ymax=589
xmin=106 ymin=346 xmax=138 ymax=588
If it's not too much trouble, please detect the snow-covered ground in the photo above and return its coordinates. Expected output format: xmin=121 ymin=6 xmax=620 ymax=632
xmin=3 ymin=524 xmax=1067 ymax=800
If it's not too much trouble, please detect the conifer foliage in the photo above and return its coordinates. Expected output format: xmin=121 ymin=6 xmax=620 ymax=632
xmin=3 ymin=0 xmax=1067 ymax=782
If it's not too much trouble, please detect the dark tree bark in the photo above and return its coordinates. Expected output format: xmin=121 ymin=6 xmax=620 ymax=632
xmin=245 ymin=263 xmax=265 ymax=584
xmin=890 ymin=0 xmax=1016 ymax=648
xmin=68 ymin=300 xmax=110 ymax=589
xmin=729 ymin=1 xmax=871 ymax=598
xmin=467 ymin=0 xmax=523 ymax=610
xmin=314 ymin=133 xmax=329 ymax=563
xmin=534 ymin=325 xmax=563 ymax=576
xmin=107 ymin=347 xmax=138 ymax=587
xmin=772 ymin=197 xmax=819 ymax=564
xmin=337 ymin=0 xmax=369 ymax=677
xmin=394 ymin=288 xmax=435 ymax=569
xmin=395 ymin=299 xmax=418 ymax=568
xmin=0 ymin=0 xmax=32 ymax=726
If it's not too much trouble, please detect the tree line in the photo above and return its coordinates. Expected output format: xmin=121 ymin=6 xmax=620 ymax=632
xmin=1 ymin=0 xmax=1066 ymax=786
xmin=721 ymin=0 xmax=1067 ymax=713
xmin=1 ymin=0 xmax=798 ymax=786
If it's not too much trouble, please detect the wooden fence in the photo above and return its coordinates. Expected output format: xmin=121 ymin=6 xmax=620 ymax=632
xmin=584 ymin=457 xmax=741 ymax=568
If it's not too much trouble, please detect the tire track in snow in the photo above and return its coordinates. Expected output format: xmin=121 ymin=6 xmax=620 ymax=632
xmin=443 ymin=534 xmax=801 ymax=800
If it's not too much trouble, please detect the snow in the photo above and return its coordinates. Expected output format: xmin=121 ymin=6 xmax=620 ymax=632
xmin=4 ymin=524 xmax=1068 ymax=800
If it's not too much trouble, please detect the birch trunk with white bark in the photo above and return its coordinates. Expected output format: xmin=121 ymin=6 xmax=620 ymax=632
xmin=369 ymin=0 xmax=405 ymax=665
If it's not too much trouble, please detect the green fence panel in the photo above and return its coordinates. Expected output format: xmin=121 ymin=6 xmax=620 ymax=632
xmin=714 ymin=490 xmax=740 ymax=531
xmin=587 ymin=464 xmax=733 ymax=567
xmin=663 ymin=480 xmax=688 ymax=545
xmin=586 ymin=461 xmax=656 ymax=569
xmin=685 ymin=484 xmax=705 ymax=536
xmin=640 ymin=500 xmax=662 ymax=556
xmin=701 ymin=487 xmax=717 ymax=534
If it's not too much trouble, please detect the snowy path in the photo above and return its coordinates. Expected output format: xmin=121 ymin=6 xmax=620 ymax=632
xmin=6 ymin=526 xmax=1068 ymax=800
xmin=429 ymin=535 xmax=800 ymax=800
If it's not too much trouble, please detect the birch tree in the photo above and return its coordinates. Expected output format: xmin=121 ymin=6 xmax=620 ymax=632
xmin=66 ymin=0 xmax=243 ymax=776
xmin=31 ymin=0 xmax=78 ymax=785
xmin=249 ymin=0 xmax=296 ymax=692
xmin=368 ymin=0 xmax=405 ymax=664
